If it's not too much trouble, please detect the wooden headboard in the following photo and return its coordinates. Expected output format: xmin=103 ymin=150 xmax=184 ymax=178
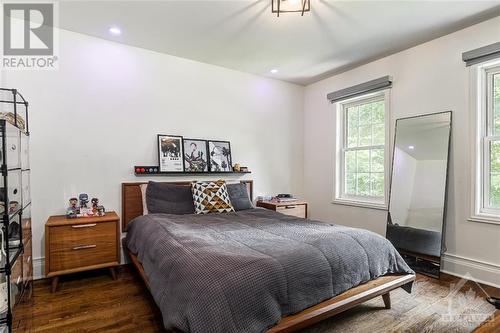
xmin=121 ymin=180 xmax=253 ymax=231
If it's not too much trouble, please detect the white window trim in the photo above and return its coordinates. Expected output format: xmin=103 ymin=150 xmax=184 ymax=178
xmin=469 ymin=58 xmax=500 ymax=225
xmin=332 ymin=89 xmax=391 ymax=210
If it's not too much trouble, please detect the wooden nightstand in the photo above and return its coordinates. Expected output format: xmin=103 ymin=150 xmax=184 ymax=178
xmin=256 ymin=200 xmax=308 ymax=218
xmin=45 ymin=211 xmax=120 ymax=292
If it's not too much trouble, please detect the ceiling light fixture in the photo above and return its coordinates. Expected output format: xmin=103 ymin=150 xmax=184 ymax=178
xmin=108 ymin=26 xmax=122 ymax=35
xmin=408 ymin=145 xmax=415 ymax=150
xmin=272 ymin=0 xmax=310 ymax=17
xmin=270 ymin=69 xmax=279 ymax=74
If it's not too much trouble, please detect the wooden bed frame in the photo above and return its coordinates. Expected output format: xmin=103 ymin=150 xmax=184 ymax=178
xmin=121 ymin=181 xmax=415 ymax=333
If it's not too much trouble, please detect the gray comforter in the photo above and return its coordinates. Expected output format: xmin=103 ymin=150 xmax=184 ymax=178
xmin=125 ymin=208 xmax=413 ymax=333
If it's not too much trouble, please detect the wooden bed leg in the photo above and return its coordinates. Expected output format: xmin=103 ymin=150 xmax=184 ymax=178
xmin=382 ymin=292 xmax=391 ymax=309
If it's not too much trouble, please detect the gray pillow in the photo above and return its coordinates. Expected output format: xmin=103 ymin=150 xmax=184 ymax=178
xmin=227 ymin=183 xmax=253 ymax=211
xmin=146 ymin=181 xmax=195 ymax=215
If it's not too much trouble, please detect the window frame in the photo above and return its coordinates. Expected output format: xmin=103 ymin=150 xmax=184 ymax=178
xmin=333 ymin=89 xmax=391 ymax=210
xmin=470 ymin=59 xmax=500 ymax=224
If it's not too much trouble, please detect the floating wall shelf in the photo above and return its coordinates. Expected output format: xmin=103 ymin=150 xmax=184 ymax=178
xmin=134 ymin=166 xmax=251 ymax=176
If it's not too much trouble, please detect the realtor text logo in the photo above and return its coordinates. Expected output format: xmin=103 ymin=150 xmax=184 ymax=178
xmin=2 ymin=2 xmax=58 ymax=69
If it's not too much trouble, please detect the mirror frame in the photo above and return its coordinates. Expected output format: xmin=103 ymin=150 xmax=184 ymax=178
xmin=386 ymin=111 xmax=452 ymax=278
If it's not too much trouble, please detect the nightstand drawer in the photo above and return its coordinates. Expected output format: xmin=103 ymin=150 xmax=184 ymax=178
xmin=276 ymin=204 xmax=306 ymax=218
xmin=49 ymin=221 xmax=117 ymax=272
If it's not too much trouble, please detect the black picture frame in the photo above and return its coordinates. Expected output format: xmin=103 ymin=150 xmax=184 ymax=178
xmin=157 ymin=134 xmax=184 ymax=172
xmin=182 ymin=139 xmax=209 ymax=173
xmin=208 ymin=140 xmax=232 ymax=172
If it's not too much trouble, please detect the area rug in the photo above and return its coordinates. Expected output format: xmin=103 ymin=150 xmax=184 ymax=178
xmin=303 ymin=277 xmax=496 ymax=333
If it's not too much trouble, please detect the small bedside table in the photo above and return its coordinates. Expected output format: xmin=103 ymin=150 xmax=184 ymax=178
xmin=256 ymin=200 xmax=308 ymax=218
xmin=45 ymin=211 xmax=120 ymax=292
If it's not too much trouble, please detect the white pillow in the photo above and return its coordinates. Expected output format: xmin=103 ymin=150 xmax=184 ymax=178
xmin=140 ymin=183 xmax=149 ymax=215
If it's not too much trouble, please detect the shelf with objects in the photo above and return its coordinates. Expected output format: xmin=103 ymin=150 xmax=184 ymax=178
xmin=0 ymin=88 xmax=32 ymax=333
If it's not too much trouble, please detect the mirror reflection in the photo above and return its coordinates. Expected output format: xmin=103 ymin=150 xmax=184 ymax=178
xmin=386 ymin=111 xmax=451 ymax=277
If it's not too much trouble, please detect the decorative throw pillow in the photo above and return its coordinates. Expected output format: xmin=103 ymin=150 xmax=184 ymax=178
xmin=226 ymin=183 xmax=253 ymax=211
xmin=146 ymin=182 xmax=195 ymax=215
xmin=191 ymin=180 xmax=235 ymax=214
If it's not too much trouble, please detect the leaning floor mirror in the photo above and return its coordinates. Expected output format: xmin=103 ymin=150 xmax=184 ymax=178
xmin=386 ymin=111 xmax=452 ymax=278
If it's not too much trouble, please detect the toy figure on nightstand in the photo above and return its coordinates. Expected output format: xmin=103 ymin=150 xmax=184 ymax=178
xmin=79 ymin=193 xmax=89 ymax=208
xmin=96 ymin=205 xmax=106 ymax=216
xmin=66 ymin=194 xmax=106 ymax=218
xmin=91 ymin=198 xmax=99 ymax=213
xmin=66 ymin=197 xmax=79 ymax=218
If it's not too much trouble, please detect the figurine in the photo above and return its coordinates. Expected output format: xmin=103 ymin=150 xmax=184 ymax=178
xmin=69 ymin=197 xmax=78 ymax=210
xmin=9 ymin=201 xmax=18 ymax=214
xmin=96 ymin=205 xmax=106 ymax=216
xmin=233 ymin=163 xmax=241 ymax=172
xmin=66 ymin=194 xmax=104 ymax=218
xmin=79 ymin=193 xmax=89 ymax=208
xmin=66 ymin=197 xmax=79 ymax=218
xmin=91 ymin=198 xmax=99 ymax=213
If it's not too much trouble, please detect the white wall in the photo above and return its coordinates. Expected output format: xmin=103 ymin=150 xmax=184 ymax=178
xmin=303 ymin=16 xmax=500 ymax=287
xmin=0 ymin=29 xmax=305 ymax=278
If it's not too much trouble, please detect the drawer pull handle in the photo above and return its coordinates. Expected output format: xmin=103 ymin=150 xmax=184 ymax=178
xmin=285 ymin=205 xmax=296 ymax=209
xmin=72 ymin=244 xmax=96 ymax=250
xmin=27 ymin=256 xmax=31 ymax=263
xmin=72 ymin=223 xmax=97 ymax=228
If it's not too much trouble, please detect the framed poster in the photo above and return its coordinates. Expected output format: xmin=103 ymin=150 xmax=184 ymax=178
xmin=208 ymin=140 xmax=232 ymax=172
xmin=183 ymin=139 xmax=209 ymax=172
xmin=157 ymin=134 xmax=184 ymax=172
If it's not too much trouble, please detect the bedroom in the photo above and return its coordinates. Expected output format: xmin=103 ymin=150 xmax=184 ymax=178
xmin=0 ymin=0 xmax=499 ymax=332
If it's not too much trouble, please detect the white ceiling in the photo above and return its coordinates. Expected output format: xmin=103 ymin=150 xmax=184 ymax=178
xmin=58 ymin=1 xmax=500 ymax=85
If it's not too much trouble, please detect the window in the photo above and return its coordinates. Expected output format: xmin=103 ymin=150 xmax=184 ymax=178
xmin=471 ymin=60 xmax=500 ymax=223
xmin=334 ymin=90 xmax=390 ymax=209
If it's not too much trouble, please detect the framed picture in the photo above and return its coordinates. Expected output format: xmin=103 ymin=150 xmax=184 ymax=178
xmin=157 ymin=134 xmax=184 ymax=172
xmin=183 ymin=139 xmax=209 ymax=172
xmin=208 ymin=140 xmax=232 ymax=172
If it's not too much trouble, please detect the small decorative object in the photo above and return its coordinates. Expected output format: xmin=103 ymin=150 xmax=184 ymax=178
xmin=8 ymin=201 xmax=18 ymax=213
xmin=208 ymin=140 xmax=232 ymax=172
xmin=240 ymin=166 xmax=249 ymax=172
xmin=66 ymin=197 xmax=79 ymax=218
xmin=96 ymin=205 xmax=106 ymax=216
xmin=158 ymin=134 xmax=184 ymax=172
xmin=79 ymin=193 xmax=89 ymax=208
xmin=183 ymin=139 xmax=208 ymax=172
xmin=91 ymin=198 xmax=99 ymax=213
xmin=271 ymin=0 xmax=310 ymax=17
xmin=69 ymin=197 xmax=78 ymax=210
xmin=66 ymin=195 xmax=106 ymax=218
xmin=233 ymin=163 xmax=241 ymax=172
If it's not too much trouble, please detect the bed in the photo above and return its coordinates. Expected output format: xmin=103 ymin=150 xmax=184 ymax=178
xmin=122 ymin=181 xmax=415 ymax=333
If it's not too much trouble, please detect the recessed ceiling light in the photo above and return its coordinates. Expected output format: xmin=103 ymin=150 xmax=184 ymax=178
xmin=408 ymin=145 xmax=415 ymax=150
xmin=270 ymin=69 xmax=278 ymax=74
xmin=109 ymin=26 xmax=122 ymax=35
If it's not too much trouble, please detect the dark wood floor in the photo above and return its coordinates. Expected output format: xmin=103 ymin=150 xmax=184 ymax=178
xmin=12 ymin=265 xmax=500 ymax=333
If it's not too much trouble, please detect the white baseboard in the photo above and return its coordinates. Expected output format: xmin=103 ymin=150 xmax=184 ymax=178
xmin=32 ymin=253 xmax=500 ymax=288
xmin=442 ymin=253 xmax=500 ymax=288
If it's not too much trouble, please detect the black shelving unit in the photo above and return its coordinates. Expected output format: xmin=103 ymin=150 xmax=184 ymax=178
xmin=0 ymin=88 xmax=32 ymax=333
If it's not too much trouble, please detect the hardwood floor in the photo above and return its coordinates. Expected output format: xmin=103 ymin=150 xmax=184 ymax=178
xmin=12 ymin=265 xmax=500 ymax=333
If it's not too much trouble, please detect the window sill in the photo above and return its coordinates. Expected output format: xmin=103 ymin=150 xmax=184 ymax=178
xmin=468 ymin=214 xmax=500 ymax=225
xmin=332 ymin=198 xmax=388 ymax=211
